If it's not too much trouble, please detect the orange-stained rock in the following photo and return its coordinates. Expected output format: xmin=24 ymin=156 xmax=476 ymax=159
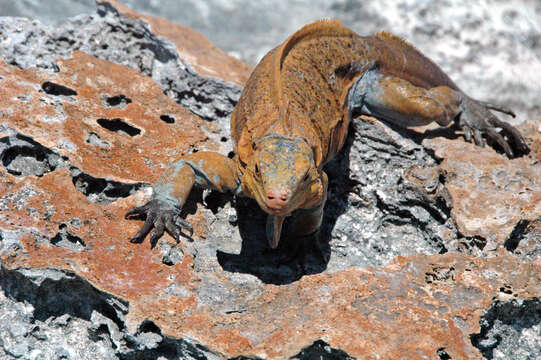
xmin=423 ymin=118 xmax=541 ymax=250
xmin=0 ymin=51 xmax=210 ymax=183
xmin=2 ymin=163 xmax=540 ymax=359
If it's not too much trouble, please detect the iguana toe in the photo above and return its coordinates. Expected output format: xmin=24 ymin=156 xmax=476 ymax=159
xmin=126 ymin=199 xmax=192 ymax=246
xmin=457 ymin=97 xmax=529 ymax=158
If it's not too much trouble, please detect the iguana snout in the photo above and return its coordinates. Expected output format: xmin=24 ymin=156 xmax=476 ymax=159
xmin=265 ymin=188 xmax=291 ymax=212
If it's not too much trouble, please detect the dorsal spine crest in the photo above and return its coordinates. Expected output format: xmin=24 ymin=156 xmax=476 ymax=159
xmin=273 ymin=19 xmax=355 ymax=110
xmin=374 ymin=31 xmax=422 ymax=54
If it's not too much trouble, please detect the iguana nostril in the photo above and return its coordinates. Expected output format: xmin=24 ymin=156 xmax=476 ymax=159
xmin=266 ymin=190 xmax=289 ymax=206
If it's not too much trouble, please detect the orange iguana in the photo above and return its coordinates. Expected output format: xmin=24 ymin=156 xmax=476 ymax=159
xmin=126 ymin=20 xmax=529 ymax=252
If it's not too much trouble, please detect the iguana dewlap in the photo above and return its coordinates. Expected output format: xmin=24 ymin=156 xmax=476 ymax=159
xmin=126 ymin=20 xmax=529 ymax=250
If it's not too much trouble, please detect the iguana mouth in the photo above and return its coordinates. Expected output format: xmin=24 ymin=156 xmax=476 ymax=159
xmin=263 ymin=200 xmax=291 ymax=215
xmin=266 ymin=207 xmax=290 ymax=216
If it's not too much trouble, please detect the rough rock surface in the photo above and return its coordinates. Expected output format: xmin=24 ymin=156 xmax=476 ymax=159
xmin=1 ymin=2 xmax=540 ymax=359
xmin=3 ymin=0 xmax=539 ymax=122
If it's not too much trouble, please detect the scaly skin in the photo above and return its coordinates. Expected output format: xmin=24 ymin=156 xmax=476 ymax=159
xmin=126 ymin=20 xmax=530 ymax=253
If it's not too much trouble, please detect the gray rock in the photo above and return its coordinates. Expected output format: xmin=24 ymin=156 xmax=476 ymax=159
xmin=0 ymin=230 xmax=24 ymax=258
xmin=471 ymin=298 xmax=541 ymax=360
xmin=323 ymin=119 xmax=456 ymax=271
xmin=0 ymin=263 xmax=223 ymax=359
xmin=160 ymin=242 xmax=184 ymax=266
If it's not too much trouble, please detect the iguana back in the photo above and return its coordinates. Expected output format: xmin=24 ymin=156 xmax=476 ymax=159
xmin=231 ymin=19 xmax=459 ymax=168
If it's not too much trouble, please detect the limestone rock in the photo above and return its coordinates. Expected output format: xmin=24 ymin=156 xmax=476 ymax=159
xmin=0 ymin=2 xmax=540 ymax=359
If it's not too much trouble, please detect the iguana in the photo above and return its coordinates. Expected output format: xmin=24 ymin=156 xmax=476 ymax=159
xmin=126 ymin=20 xmax=529 ymax=253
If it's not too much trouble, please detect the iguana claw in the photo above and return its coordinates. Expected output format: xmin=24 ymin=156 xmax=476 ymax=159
xmin=457 ymin=97 xmax=530 ymax=158
xmin=125 ymin=199 xmax=193 ymax=248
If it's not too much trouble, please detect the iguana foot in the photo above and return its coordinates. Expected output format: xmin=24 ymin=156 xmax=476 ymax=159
xmin=125 ymin=199 xmax=193 ymax=248
xmin=456 ymin=97 xmax=530 ymax=157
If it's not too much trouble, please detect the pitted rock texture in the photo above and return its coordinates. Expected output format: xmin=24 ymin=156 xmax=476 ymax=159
xmin=1 ymin=2 xmax=540 ymax=359
xmin=0 ymin=0 xmax=248 ymax=156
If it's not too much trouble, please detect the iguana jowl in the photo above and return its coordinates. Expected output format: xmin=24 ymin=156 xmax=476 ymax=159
xmin=126 ymin=20 xmax=529 ymax=251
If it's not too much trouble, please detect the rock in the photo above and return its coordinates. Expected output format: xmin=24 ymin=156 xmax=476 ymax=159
xmin=0 ymin=1 xmax=248 ymax=153
xmin=0 ymin=2 xmax=540 ymax=359
xmin=471 ymin=298 xmax=541 ymax=360
xmin=422 ymin=118 xmax=541 ymax=251
xmin=102 ymin=0 xmax=252 ymax=87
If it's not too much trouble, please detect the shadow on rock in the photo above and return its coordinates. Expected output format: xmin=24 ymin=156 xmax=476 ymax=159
xmin=217 ymin=129 xmax=354 ymax=285
xmin=217 ymin=197 xmax=330 ymax=285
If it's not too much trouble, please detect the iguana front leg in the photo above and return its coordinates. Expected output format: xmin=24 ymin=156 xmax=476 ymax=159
xmin=126 ymin=151 xmax=241 ymax=247
xmin=350 ymin=69 xmax=530 ymax=157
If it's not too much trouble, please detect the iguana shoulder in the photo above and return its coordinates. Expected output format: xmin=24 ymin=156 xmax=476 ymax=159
xmin=274 ymin=19 xmax=358 ymax=104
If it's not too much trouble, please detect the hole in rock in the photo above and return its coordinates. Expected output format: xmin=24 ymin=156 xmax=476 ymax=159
xmin=70 ymin=168 xmax=147 ymax=204
xmin=105 ymin=94 xmax=132 ymax=107
xmin=41 ymin=81 xmax=77 ymax=96
xmin=504 ymin=219 xmax=529 ymax=252
xmin=437 ymin=347 xmax=452 ymax=359
xmin=160 ymin=115 xmax=175 ymax=124
xmin=138 ymin=320 xmax=162 ymax=335
xmin=2 ymin=146 xmax=46 ymax=176
xmin=50 ymin=230 xmax=86 ymax=252
xmin=292 ymin=340 xmax=354 ymax=359
xmin=97 ymin=118 xmax=141 ymax=136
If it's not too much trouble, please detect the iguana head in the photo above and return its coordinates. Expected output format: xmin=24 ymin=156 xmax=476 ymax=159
xmin=241 ymin=135 xmax=324 ymax=248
